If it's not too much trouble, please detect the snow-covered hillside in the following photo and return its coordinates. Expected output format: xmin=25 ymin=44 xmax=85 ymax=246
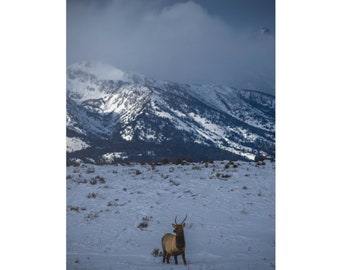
xmin=67 ymin=62 xmax=275 ymax=163
xmin=67 ymin=160 xmax=275 ymax=269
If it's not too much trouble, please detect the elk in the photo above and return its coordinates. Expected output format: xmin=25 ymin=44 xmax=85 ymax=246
xmin=161 ymin=214 xmax=187 ymax=265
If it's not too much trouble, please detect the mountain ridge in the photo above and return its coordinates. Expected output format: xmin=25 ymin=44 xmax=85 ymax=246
xmin=67 ymin=62 xmax=275 ymax=164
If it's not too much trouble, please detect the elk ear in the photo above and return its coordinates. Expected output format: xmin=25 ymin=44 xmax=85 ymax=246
xmin=172 ymin=223 xmax=176 ymax=228
xmin=182 ymin=223 xmax=186 ymax=228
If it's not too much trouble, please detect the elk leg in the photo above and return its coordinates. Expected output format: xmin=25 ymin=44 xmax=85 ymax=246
xmin=166 ymin=254 xmax=171 ymax=263
xmin=162 ymin=251 xmax=166 ymax=263
xmin=182 ymin=252 xmax=187 ymax=265
xmin=174 ymin=255 xmax=178 ymax=264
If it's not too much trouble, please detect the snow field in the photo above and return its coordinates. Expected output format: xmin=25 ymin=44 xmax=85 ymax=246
xmin=67 ymin=160 xmax=275 ymax=269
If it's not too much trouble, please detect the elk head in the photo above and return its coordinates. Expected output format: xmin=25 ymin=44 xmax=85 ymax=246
xmin=172 ymin=214 xmax=187 ymax=234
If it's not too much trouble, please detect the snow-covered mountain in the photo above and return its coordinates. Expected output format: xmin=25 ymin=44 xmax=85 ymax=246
xmin=67 ymin=62 xmax=275 ymax=163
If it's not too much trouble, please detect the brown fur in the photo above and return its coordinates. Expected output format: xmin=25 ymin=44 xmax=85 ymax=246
xmin=161 ymin=216 xmax=187 ymax=265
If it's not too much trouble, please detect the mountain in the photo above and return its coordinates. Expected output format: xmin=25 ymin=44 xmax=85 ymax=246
xmin=67 ymin=62 xmax=275 ymax=164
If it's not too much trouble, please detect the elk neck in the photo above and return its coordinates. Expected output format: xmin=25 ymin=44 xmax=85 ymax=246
xmin=175 ymin=233 xmax=185 ymax=249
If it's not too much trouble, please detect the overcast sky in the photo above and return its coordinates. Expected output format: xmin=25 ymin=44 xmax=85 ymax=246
xmin=67 ymin=0 xmax=275 ymax=94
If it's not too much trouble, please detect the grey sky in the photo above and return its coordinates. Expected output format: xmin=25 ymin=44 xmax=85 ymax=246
xmin=67 ymin=0 xmax=275 ymax=94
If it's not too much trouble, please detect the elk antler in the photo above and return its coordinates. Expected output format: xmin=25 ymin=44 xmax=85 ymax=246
xmin=174 ymin=214 xmax=187 ymax=225
xmin=181 ymin=214 xmax=188 ymax=224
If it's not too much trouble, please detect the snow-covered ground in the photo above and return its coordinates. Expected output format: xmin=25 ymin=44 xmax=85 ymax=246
xmin=67 ymin=160 xmax=275 ymax=269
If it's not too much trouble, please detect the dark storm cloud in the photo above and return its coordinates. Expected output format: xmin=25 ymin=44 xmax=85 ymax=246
xmin=67 ymin=0 xmax=275 ymax=93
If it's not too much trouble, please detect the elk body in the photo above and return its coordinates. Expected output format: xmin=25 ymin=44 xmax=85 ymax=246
xmin=161 ymin=215 xmax=187 ymax=265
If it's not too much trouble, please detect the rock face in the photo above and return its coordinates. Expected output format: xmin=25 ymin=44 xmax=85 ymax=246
xmin=67 ymin=62 xmax=275 ymax=163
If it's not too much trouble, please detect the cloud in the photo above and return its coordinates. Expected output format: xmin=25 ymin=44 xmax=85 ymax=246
xmin=67 ymin=0 xmax=275 ymax=93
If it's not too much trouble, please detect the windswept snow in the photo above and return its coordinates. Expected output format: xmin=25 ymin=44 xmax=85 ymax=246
xmin=67 ymin=160 xmax=275 ymax=269
xmin=68 ymin=61 xmax=125 ymax=81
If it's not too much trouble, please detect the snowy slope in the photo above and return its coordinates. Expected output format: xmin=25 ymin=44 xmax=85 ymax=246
xmin=66 ymin=137 xmax=90 ymax=153
xmin=67 ymin=62 xmax=275 ymax=163
xmin=67 ymin=160 xmax=275 ymax=269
